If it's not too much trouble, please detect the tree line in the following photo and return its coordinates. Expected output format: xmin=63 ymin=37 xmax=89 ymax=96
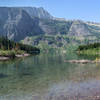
xmin=77 ymin=43 xmax=100 ymax=51
xmin=0 ymin=37 xmax=40 ymax=54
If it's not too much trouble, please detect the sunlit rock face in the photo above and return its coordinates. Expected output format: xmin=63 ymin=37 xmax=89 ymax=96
xmin=68 ymin=20 xmax=90 ymax=36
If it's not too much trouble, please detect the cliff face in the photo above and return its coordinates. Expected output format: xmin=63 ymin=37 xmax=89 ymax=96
xmin=0 ymin=7 xmax=44 ymax=41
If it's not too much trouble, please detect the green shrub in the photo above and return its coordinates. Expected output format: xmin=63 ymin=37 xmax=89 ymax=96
xmin=0 ymin=50 xmax=16 ymax=58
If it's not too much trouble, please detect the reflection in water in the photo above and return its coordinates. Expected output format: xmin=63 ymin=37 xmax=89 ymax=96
xmin=0 ymin=73 xmax=8 ymax=78
xmin=0 ymin=53 xmax=100 ymax=100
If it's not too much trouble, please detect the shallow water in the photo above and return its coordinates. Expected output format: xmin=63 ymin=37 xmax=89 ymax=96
xmin=0 ymin=53 xmax=100 ymax=100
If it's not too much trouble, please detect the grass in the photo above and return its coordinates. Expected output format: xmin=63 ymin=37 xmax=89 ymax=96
xmin=0 ymin=50 xmax=16 ymax=58
xmin=78 ymin=48 xmax=100 ymax=56
xmin=15 ymin=50 xmax=25 ymax=55
xmin=0 ymin=50 xmax=26 ymax=58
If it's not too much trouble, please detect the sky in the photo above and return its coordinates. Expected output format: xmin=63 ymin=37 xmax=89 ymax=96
xmin=0 ymin=0 xmax=100 ymax=22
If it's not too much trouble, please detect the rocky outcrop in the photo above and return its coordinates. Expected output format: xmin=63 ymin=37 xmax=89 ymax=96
xmin=68 ymin=20 xmax=90 ymax=36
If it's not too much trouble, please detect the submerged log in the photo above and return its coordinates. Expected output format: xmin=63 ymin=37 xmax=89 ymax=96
xmin=64 ymin=60 xmax=95 ymax=64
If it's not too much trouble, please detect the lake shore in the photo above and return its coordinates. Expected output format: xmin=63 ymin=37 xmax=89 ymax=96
xmin=0 ymin=53 xmax=30 ymax=61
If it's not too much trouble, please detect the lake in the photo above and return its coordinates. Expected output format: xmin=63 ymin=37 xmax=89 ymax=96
xmin=0 ymin=53 xmax=100 ymax=100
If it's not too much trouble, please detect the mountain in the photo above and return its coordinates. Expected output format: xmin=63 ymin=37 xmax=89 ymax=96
xmin=0 ymin=7 xmax=45 ymax=41
xmin=0 ymin=7 xmax=100 ymax=51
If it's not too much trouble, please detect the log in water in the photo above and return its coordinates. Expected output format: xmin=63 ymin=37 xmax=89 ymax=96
xmin=64 ymin=60 xmax=100 ymax=63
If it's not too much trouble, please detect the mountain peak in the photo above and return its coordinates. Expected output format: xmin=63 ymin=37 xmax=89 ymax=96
xmin=0 ymin=7 xmax=53 ymax=19
xmin=21 ymin=7 xmax=53 ymax=19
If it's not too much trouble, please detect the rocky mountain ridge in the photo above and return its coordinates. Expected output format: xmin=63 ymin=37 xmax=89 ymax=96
xmin=0 ymin=7 xmax=100 ymax=45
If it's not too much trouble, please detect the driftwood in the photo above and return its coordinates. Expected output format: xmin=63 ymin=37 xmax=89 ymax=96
xmin=0 ymin=57 xmax=9 ymax=61
xmin=64 ymin=60 xmax=97 ymax=64
xmin=16 ymin=53 xmax=30 ymax=58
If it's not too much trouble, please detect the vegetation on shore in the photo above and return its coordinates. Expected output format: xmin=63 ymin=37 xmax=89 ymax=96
xmin=77 ymin=43 xmax=100 ymax=56
xmin=0 ymin=37 xmax=40 ymax=58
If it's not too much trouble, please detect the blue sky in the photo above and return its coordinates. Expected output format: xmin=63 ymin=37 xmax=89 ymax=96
xmin=0 ymin=0 xmax=100 ymax=22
